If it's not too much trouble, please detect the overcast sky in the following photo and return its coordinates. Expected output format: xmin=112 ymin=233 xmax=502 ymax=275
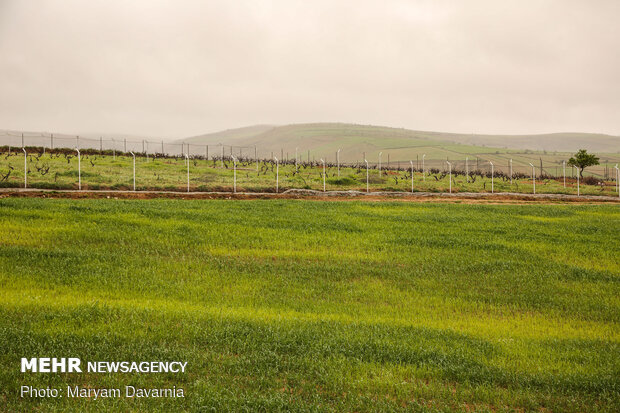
xmin=0 ymin=0 xmax=618 ymax=138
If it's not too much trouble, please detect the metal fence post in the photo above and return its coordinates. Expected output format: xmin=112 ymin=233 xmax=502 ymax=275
xmin=529 ymin=163 xmax=535 ymax=194
xmin=22 ymin=148 xmax=27 ymax=188
xmin=321 ymin=158 xmax=325 ymax=192
xmin=130 ymin=151 xmax=136 ymax=191
xmin=615 ymin=164 xmax=619 ymax=197
xmin=76 ymin=148 xmax=81 ymax=190
xmin=466 ymin=157 xmax=469 ymax=183
xmin=232 ymin=156 xmax=237 ymax=193
xmin=365 ymin=159 xmax=369 ymax=193
xmin=274 ymin=156 xmax=279 ymax=193
xmin=446 ymin=161 xmax=452 ymax=193
xmin=185 ymin=153 xmax=189 ymax=192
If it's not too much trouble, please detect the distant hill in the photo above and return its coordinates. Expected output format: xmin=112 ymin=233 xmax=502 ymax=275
xmin=176 ymin=123 xmax=620 ymax=162
xmin=183 ymin=125 xmax=277 ymax=145
xmin=443 ymin=132 xmax=620 ymax=153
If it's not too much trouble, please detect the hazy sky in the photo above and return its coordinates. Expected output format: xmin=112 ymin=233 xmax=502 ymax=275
xmin=1 ymin=0 xmax=619 ymax=138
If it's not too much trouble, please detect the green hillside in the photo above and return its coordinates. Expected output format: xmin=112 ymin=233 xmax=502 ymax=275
xmin=446 ymin=132 xmax=620 ymax=153
xmin=178 ymin=123 xmax=620 ymax=176
xmin=183 ymin=125 xmax=277 ymax=145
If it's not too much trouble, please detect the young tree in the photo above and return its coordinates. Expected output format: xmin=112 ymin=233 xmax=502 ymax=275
xmin=567 ymin=149 xmax=599 ymax=178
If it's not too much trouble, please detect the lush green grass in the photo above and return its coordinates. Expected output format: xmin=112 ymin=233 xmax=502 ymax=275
xmin=0 ymin=199 xmax=619 ymax=412
xmin=2 ymin=150 xmax=619 ymax=197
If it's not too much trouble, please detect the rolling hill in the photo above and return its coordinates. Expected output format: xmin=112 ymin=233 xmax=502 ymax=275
xmin=179 ymin=123 xmax=620 ymax=167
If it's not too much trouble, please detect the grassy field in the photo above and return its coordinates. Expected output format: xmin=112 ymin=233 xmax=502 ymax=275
xmin=0 ymin=198 xmax=618 ymax=412
xmin=2 ymin=149 xmax=619 ymax=197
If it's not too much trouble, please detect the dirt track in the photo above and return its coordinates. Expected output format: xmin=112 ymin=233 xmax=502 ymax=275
xmin=1 ymin=188 xmax=619 ymax=204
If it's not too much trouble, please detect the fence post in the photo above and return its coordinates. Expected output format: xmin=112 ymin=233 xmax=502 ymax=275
xmin=161 ymin=140 xmax=164 ymax=154
xmin=76 ymin=148 xmax=81 ymax=190
xmin=466 ymin=157 xmax=469 ymax=183
xmin=232 ymin=156 xmax=237 ymax=193
xmin=410 ymin=160 xmax=414 ymax=193
xmin=446 ymin=161 xmax=452 ymax=193
xmin=255 ymin=146 xmax=258 ymax=171
xmin=422 ymin=154 xmax=426 ymax=181
xmin=490 ymin=161 xmax=494 ymax=194
xmin=378 ymin=152 xmax=382 ymax=177
xmin=185 ymin=153 xmax=189 ymax=192
xmin=529 ymin=163 xmax=535 ymax=194
xmin=130 ymin=151 xmax=136 ymax=191
xmin=124 ymin=138 xmax=127 ymax=153
xmin=614 ymin=164 xmax=619 ymax=197
xmin=510 ymin=159 xmax=513 ymax=185
xmin=321 ymin=158 xmax=325 ymax=192
xmin=274 ymin=157 xmax=279 ymax=193
xmin=220 ymin=143 xmax=224 ymax=168
xmin=23 ymin=148 xmax=27 ymax=188
xmin=365 ymin=159 xmax=369 ymax=193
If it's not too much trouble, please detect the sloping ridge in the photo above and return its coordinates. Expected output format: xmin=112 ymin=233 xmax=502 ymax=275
xmin=178 ymin=123 xmax=619 ymax=154
xmin=183 ymin=125 xmax=277 ymax=145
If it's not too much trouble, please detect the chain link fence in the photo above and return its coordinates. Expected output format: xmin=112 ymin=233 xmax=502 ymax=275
xmin=1 ymin=130 xmax=619 ymax=180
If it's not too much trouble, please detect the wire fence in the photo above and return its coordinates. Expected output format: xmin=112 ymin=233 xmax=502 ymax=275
xmin=1 ymin=130 xmax=619 ymax=180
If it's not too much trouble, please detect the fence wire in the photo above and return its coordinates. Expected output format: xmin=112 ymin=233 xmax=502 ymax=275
xmin=1 ymin=131 xmax=618 ymax=179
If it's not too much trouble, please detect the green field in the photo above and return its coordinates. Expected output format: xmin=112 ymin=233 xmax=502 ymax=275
xmin=1 ymin=199 xmax=619 ymax=412
xmin=2 ymin=149 xmax=619 ymax=197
